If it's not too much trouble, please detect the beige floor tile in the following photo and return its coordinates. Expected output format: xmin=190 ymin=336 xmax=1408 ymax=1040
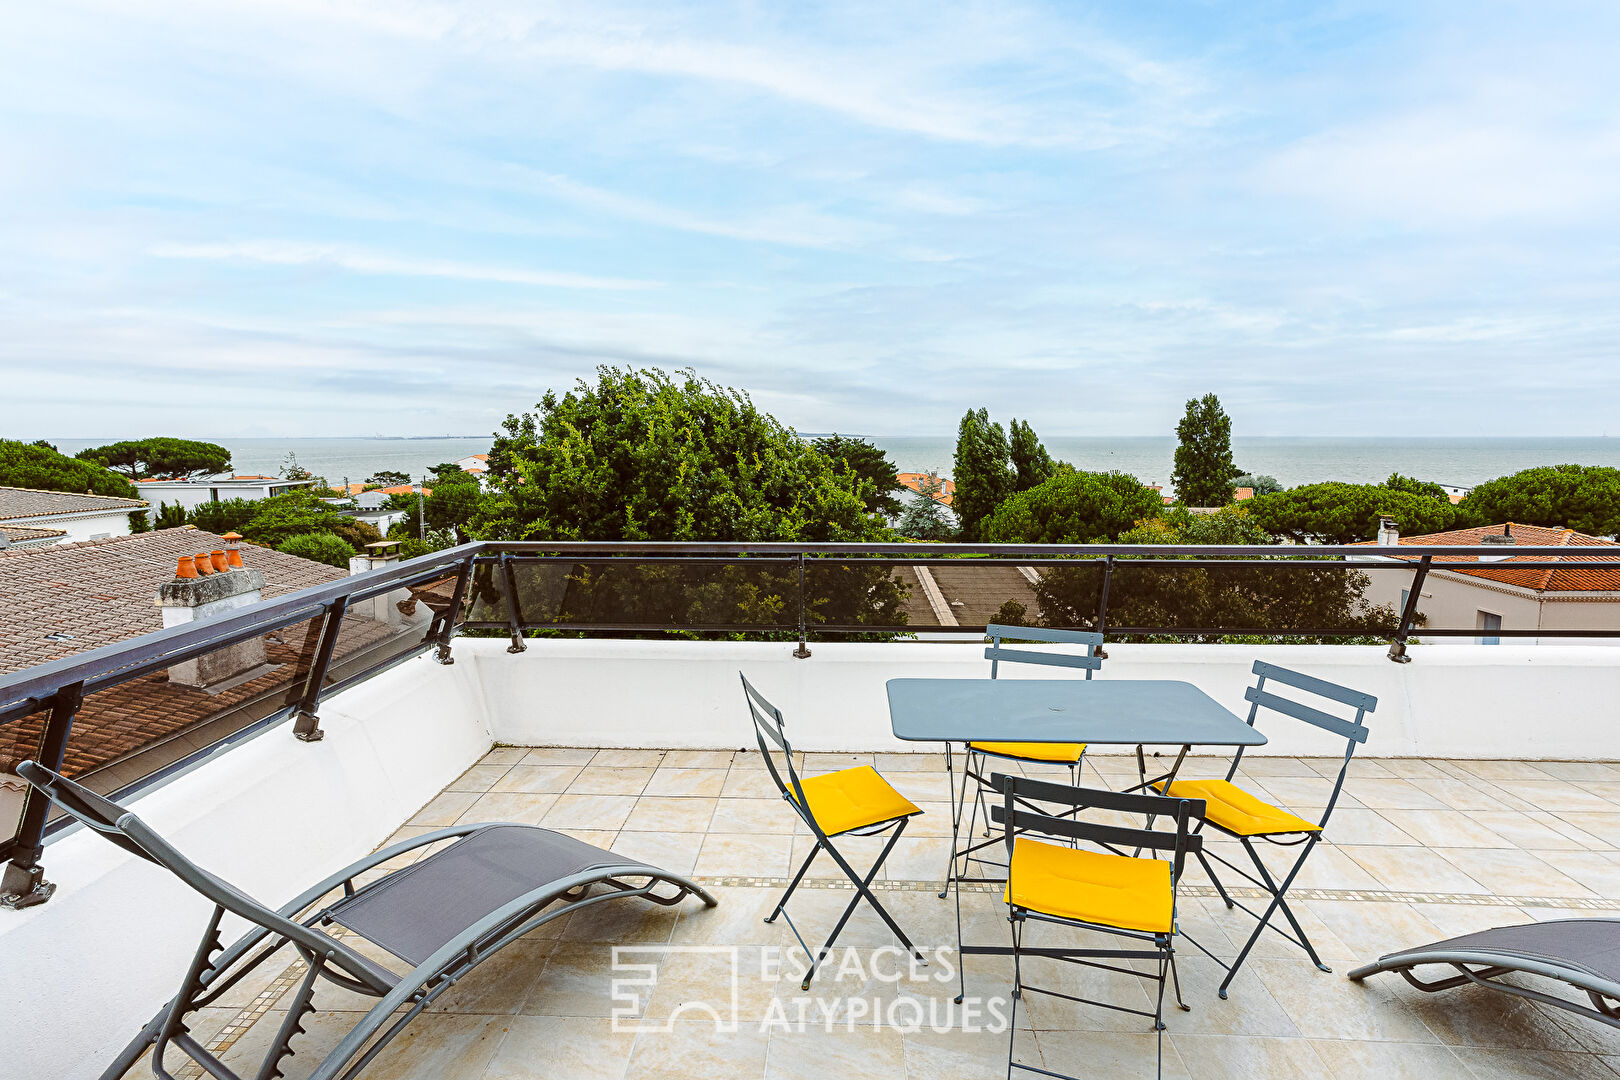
xmin=1454 ymin=760 xmax=1562 ymax=783
xmin=1573 ymin=781 xmax=1620 ymax=805
xmin=764 ymin=1025 xmax=907 ymax=1080
xmin=1396 ymin=978 xmax=1588 ymax=1052
xmin=1152 ymin=951 xmax=1302 ymax=1037
xmin=1534 ymin=761 xmax=1620 ymax=782
xmin=626 ymin=1018 xmax=770 ymax=1079
xmin=644 ymin=943 xmax=792 ymax=1023
xmin=1527 ymin=812 xmax=1614 ymax=851
xmin=876 ymin=752 xmax=946 ymax=772
xmin=521 ymin=747 xmax=597 ymax=766
xmin=1413 ymin=902 xmax=1532 ymax=938
xmin=491 ymin=765 xmax=583 ymax=794
xmin=1321 ymin=808 xmax=1417 ymax=846
xmin=485 ymin=1014 xmax=635 ymax=1080
xmin=1341 ymin=778 xmax=1446 ymax=810
xmin=624 ymin=795 xmax=718 ymax=833
xmin=1553 ymin=812 xmax=1620 ymax=846
xmin=900 ymin=801 xmax=957 ymax=838
xmin=1339 ymin=846 xmax=1488 ymax=894
xmin=408 ymin=790 xmax=482 ymax=826
xmin=722 ymin=769 xmax=785 ymax=800
xmin=881 ymin=771 xmax=955 ymax=803
xmin=520 ymin=942 xmax=651 ymax=1018
xmin=1494 ymin=781 xmax=1616 ymax=814
xmin=643 ymin=768 xmax=728 ymax=797
xmin=554 ymin=828 xmax=620 ymax=847
xmin=482 ymin=747 xmax=528 ymax=765
xmin=1409 ymin=778 xmax=1514 ymax=812
xmin=1379 ymin=759 xmax=1453 ymax=780
xmin=711 ymin=797 xmax=799 ymax=834
xmin=220 ymin=1010 xmax=505 ymax=1080
xmin=1434 ymin=848 xmax=1596 ymax=898
xmin=697 ymin=832 xmax=793 ymax=877
xmin=460 ymin=791 xmax=558 ymax=826
xmin=561 ymin=889 xmax=684 ymax=944
xmin=1251 ymin=958 xmax=1438 ymax=1043
xmin=1034 ymin=1029 xmax=1193 ymax=1079
xmin=1308 ymin=1039 xmax=1474 ymax=1079
xmin=610 ymin=830 xmax=703 ymax=876
xmin=447 ymin=763 xmax=514 ymax=792
xmin=1233 ymin=757 xmax=1320 ymax=777
xmin=1469 ymin=811 xmax=1595 ymax=851
xmin=1168 ymin=1032 xmax=1330 ymax=1080
xmin=803 ymin=752 xmax=876 ymax=772
xmin=660 ymin=750 xmax=737 ymax=769
xmin=878 ymin=835 xmax=953 ymax=882
xmin=1450 ymin=1046 xmax=1613 ymax=1079
xmin=592 ymin=749 xmax=667 ymax=768
xmin=1523 ymin=849 xmax=1620 ymax=896
xmin=669 ymin=885 xmax=794 ymax=946
xmin=567 ymin=766 xmax=655 ymax=796
xmin=1307 ymin=901 xmax=1446 ymax=960
xmin=542 ymin=794 xmax=638 ymax=831
xmin=907 ymin=1027 xmax=1048 ymax=1080
xmin=1374 ymin=810 xmax=1514 ymax=849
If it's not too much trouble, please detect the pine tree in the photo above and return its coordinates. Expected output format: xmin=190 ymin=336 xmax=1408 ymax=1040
xmin=953 ymin=408 xmax=1013 ymax=540
xmin=1171 ymin=394 xmax=1238 ymax=507
xmin=1009 ymin=419 xmax=1056 ymax=492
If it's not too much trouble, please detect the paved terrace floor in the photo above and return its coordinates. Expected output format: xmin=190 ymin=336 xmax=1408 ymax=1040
xmin=166 ymin=750 xmax=1620 ymax=1080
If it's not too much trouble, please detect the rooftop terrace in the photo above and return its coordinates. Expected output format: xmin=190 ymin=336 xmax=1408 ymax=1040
xmin=3 ymin=541 xmax=1619 ymax=1080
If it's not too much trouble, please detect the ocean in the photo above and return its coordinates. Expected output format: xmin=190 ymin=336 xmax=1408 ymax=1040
xmin=44 ymin=435 xmax=1620 ymax=491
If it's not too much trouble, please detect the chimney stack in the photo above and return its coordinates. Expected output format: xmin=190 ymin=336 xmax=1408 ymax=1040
xmin=157 ymin=543 xmax=269 ymax=688
xmin=1377 ymin=518 xmax=1400 ymax=546
xmin=1479 ymin=526 xmax=1516 ymax=562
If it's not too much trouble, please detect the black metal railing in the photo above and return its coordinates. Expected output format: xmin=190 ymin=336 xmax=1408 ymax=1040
xmin=4 ymin=538 xmax=1618 ymax=907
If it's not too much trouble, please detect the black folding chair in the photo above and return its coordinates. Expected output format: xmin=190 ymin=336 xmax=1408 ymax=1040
xmin=994 ymin=772 xmax=1203 ymax=1080
xmin=1158 ymin=661 xmax=1375 ymax=998
xmin=740 ymin=673 xmax=926 ymax=990
xmin=16 ymin=759 xmax=715 ymax=1080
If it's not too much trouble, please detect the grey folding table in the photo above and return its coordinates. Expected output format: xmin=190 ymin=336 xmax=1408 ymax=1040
xmin=886 ymin=677 xmax=1268 ymax=999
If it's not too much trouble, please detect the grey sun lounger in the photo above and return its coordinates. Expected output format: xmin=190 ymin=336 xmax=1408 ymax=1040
xmin=17 ymin=759 xmax=717 ymax=1080
xmin=1348 ymin=918 xmax=1620 ymax=1028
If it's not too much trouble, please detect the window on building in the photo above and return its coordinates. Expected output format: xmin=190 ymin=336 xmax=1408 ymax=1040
xmin=1478 ymin=610 xmax=1502 ymax=646
xmin=1399 ymin=588 xmax=1410 ymax=611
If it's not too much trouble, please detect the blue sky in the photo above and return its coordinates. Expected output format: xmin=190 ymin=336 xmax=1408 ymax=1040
xmin=3 ymin=1 xmax=1618 ymax=438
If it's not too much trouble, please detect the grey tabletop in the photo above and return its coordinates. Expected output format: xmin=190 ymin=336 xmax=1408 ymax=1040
xmin=886 ymin=678 xmax=1267 ymax=747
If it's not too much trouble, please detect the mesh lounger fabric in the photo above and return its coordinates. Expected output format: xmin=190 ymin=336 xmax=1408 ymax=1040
xmin=1400 ymin=919 xmax=1620 ymax=986
xmin=328 ymin=825 xmax=648 ymax=965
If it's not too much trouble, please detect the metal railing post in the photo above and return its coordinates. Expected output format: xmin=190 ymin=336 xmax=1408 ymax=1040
xmin=1094 ymin=555 xmax=1115 ymax=659
xmin=431 ymin=557 xmax=475 ymax=665
xmin=292 ymin=601 xmax=346 ymax=742
xmin=1387 ymin=554 xmax=1432 ymax=663
xmin=500 ymin=553 xmax=527 ymax=654
xmin=793 ymin=553 xmax=812 ymax=658
xmin=1 ymin=681 xmax=83 ymax=910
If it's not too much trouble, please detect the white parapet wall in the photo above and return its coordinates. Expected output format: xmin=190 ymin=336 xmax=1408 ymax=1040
xmin=469 ymin=637 xmax=1620 ymax=761
xmin=0 ymin=652 xmax=492 ymax=1080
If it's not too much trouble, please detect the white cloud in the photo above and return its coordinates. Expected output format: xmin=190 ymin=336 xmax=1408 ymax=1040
xmin=148 ymin=241 xmax=658 ymax=290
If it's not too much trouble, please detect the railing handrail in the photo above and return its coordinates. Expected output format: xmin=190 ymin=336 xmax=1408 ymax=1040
xmin=485 ymin=540 xmax=1616 ymax=558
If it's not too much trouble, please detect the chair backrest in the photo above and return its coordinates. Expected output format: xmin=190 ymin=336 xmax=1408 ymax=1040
xmin=738 ymin=673 xmax=821 ymax=839
xmin=985 ymin=624 xmax=1103 ymax=680
xmin=17 ymin=760 xmax=396 ymax=993
xmin=1232 ymin=661 xmax=1377 ymax=824
xmin=991 ymin=771 xmax=1204 ymax=885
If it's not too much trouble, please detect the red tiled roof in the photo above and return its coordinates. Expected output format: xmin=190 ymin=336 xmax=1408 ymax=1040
xmin=1 ymin=524 xmax=67 ymax=544
xmin=897 ymin=472 xmax=955 ymax=506
xmin=377 ymin=484 xmax=427 ymax=496
xmin=1356 ymin=523 xmax=1620 ymax=592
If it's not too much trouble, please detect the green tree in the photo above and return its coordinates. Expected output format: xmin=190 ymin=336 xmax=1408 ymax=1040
xmin=1245 ymin=482 xmax=1459 ymax=544
xmin=1456 ymin=465 xmax=1620 ymax=536
xmin=153 ymin=501 xmax=189 ymax=530
xmin=894 ymin=474 xmax=955 ymax=541
xmin=188 ymin=498 xmax=261 ymax=535
xmin=428 ymin=462 xmax=473 ymax=484
xmin=473 ymin=367 xmax=900 ymax=635
xmin=75 ymin=437 xmax=232 ymax=481
xmin=982 ymin=470 xmax=1162 ymax=543
xmin=1033 ymin=506 xmax=1404 ymax=642
xmin=1008 ymin=419 xmax=1057 ymax=493
xmin=1171 ymin=393 xmax=1239 ymax=507
xmin=0 ymin=439 xmax=141 ymax=499
xmin=1384 ymin=473 xmax=1450 ymax=501
xmin=814 ymin=435 xmax=905 ymax=518
xmin=367 ymin=470 xmax=411 ymax=488
xmin=1232 ymin=473 xmax=1284 ymax=496
xmin=280 ymin=452 xmax=314 ymax=481
xmin=953 ymin=408 xmax=1014 ymax=541
xmin=277 ymin=532 xmax=357 ymax=568
xmin=241 ymin=488 xmax=379 ymax=550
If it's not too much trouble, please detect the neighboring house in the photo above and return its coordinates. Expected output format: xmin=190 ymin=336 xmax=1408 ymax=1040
xmin=0 ymin=486 xmax=148 ymax=545
xmin=454 ymin=454 xmax=489 ymax=478
xmin=1433 ymin=482 xmax=1471 ymax=505
xmin=897 ymin=472 xmax=955 ymax=506
xmin=0 ymin=527 xmax=434 ymax=826
xmin=136 ymin=475 xmax=313 ymax=521
xmin=1358 ymin=522 xmax=1620 ymax=645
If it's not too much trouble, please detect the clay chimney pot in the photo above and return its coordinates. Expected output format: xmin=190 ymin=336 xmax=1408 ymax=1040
xmin=194 ymin=552 xmax=214 ymax=575
xmin=176 ymin=555 xmax=198 ymax=579
xmin=210 ymin=550 xmax=228 ymax=573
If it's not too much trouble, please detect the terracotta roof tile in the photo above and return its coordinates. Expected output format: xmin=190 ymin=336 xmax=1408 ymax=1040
xmin=1356 ymin=523 xmax=1620 ymax=592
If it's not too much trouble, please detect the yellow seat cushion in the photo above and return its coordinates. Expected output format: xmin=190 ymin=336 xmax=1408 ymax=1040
xmin=1004 ymin=838 xmax=1172 ymax=933
xmin=792 ymin=766 xmax=920 ymax=836
xmin=969 ymin=741 xmax=1086 ymax=764
xmin=1158 ymin=778 xmax=1321 ymax=837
